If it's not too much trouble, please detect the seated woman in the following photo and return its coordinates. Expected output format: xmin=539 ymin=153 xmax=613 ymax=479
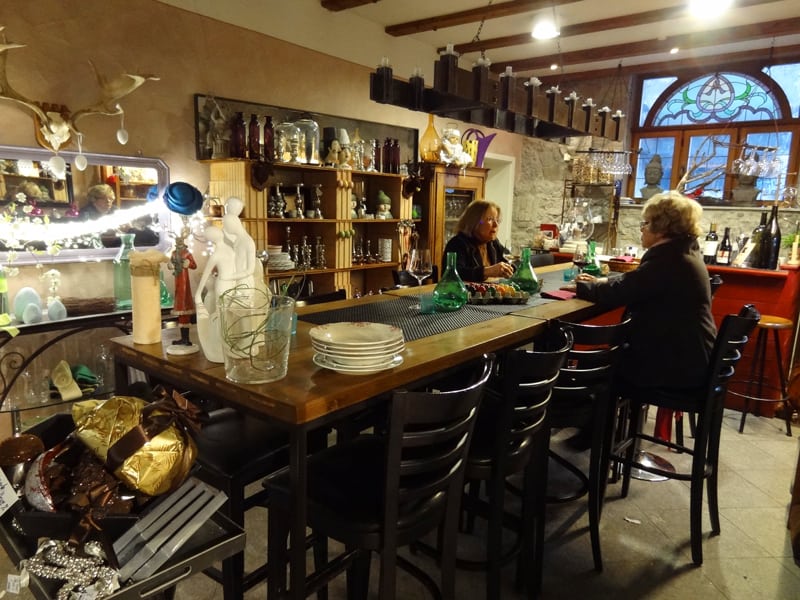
xmin=572 ymin=191 xmax=716 ymax=438
xmin=443 ymin=200 xmax=513 ymax=281
xmin=79 ymin=184 xmax=116 ymax=219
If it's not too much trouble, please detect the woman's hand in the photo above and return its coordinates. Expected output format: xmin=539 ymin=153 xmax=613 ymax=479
xmin=485 ymin=262 xmax=514 ymax=279
xmin=575 ymin=273 xmax=597 ymax=284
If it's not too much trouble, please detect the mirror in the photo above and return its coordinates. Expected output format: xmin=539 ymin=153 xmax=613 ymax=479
xmin=0 ymin=144 xmax=169 ymax=265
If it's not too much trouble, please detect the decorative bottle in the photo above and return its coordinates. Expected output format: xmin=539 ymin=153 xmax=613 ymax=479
xmin=703 ymin=223 xmax=718 ymax=265
xmin=373 ymin=139 xmax=382 ymax=173
xmin=263 ymin=116 xmax=274 ymax=161
xmin=391 ymin=139 xmax=400 ymax=174
xmin=231 ymin=112 xmax=247 ymax=159
xmin=113 ymin=232 xmax=136 ymax=310
xmin=382 ymin=138 xmax=392 ymax=173
xmin=419 ymin=114 xmax=441 ymax=162
xmin=433 ymin=252 xmax=468 ymax=312
xmin=248 ymin=114 xmax=261 ymax=160
xmin=510 ymin=247 xmax=541 ymax=293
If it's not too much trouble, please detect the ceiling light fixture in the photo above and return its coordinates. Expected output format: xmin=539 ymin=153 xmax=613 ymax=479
xmin=550 ymin=63 xmax=559 ymax=71
xmin=532 ymin=19 xmax=559 ymax=40
xmin=670 ymin=47 xmax=680 ymax=55
xmin=688 ymin=0 xmax=732 ymax=19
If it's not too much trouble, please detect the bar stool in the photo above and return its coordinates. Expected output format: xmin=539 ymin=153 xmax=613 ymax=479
xmin=733 ymin=314 xmax=793 ymax=436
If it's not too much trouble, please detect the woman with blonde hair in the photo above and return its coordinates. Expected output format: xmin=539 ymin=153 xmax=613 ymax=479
xmin=443 ymin=200 xmax=513 ymax=281
xmin=574 ymin=190 xmax=715 ymax=391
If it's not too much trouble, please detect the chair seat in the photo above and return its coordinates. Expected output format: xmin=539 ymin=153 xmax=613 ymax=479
xmin=195 ymin=408 xmax=289 ymax=478
xmin=268 ymin=435 xmax=447 ymax=545
xmin=757 ymin=315 xmax=793 ymax=330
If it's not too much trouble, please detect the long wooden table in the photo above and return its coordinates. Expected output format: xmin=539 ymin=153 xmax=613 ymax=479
xmin=111 ymin=264 xmax=601 ymax=599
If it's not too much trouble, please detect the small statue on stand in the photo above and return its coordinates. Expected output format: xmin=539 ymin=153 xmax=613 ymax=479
xmin=166 ymin=224 xmax=199 ymax=355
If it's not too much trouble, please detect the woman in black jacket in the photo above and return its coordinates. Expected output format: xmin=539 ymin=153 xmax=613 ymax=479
xmin=575 ymin=190 xmax=716 ymax=390
xmin=443 ymin=200 xmax=513 ymax=282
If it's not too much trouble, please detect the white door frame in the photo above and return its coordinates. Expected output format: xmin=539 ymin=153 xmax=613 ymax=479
xmin=482 ymin=152 xmax=516 ymax=250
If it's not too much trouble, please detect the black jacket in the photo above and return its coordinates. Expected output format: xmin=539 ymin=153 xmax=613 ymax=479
xmin=443 ymin=232 xmax=509 ymax=282
xmin=576 ymin=236 xmax=716 ymax=390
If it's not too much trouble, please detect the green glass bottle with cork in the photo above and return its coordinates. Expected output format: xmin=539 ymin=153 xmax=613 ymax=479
xmin=433 ymin=252 xmax=468 ymax=312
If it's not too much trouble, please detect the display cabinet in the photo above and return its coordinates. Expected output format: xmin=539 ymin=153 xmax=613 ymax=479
xmin=560 ymin=180 xmax=618 ymax=252
xmin=416 ymin=163 xmax=487 ymax=274
xmin=207 ymin=160 xmax=409 ymax=298
xmin=101 ymin=165 xmax=158 ymax=206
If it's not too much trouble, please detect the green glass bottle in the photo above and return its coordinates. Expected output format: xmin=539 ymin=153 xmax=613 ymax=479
xmin=433 ymin=252 xmax=468 ymax=312
xmin=510 ymin=246 xmax=540 ymax=293
xmin=581 ymin=240 xmax=602 ymax=276
xmin=159 ymin=269 xmax=173 ymax=308
xmin=113 ymin=232 xmax=136 ymax=310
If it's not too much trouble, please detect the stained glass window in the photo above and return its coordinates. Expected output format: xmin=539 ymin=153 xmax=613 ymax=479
xmin=650 ymin=72 xmax=781 ymax=126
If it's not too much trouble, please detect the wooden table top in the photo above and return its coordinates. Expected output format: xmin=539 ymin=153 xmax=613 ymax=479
xmin=111 ymin=264 xmax=599 ymax=427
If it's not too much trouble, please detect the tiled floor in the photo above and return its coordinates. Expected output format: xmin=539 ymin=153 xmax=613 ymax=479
xmin=2 ymin=410 xmax=798 ymax=599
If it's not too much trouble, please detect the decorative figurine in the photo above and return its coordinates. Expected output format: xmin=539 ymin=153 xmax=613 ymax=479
xmin=167 ymin=228 xmax=199 ymax=354
xmin=375 ymin=190 xmax=393 ymax=219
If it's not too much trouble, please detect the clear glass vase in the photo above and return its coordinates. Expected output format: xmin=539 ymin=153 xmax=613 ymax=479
xmin=433 ymin=252 xmax=468 ymax=312
xmin=294 ymin=117 xmax=320 ymax=164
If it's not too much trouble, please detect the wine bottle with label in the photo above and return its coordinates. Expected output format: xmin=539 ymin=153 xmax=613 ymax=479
xmin=716 ymin=227 xmax=732 ymax=266
xmin=703 ymin=223 xmax=718 ymax=265
xmin=739 ymin=210 xmax=767 ymax=268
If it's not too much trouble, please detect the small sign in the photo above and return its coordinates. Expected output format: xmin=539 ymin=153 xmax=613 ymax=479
xmin=6 ymin=573 xmax=21 ymax=594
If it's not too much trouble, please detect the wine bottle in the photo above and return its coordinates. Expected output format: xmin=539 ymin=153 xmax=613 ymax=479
xmin=231 ymin=112 xmax=247 ymax=159
xmin=703 ymin=223 xmax=718 ymax=265
xmin=742 ymin=210 xmax=768 ymax=268
xmin=716 ymin=227 xmax=732 ymax=266
xmin=763 ymin=204 xmax=781 ymax=270
xmin=510 ymin=247 xmax=540 ymax=293
xmin=433 ymin=252 xmax=468 ymax=312
xmin=263 ymin=116 xmax=275 ymax=161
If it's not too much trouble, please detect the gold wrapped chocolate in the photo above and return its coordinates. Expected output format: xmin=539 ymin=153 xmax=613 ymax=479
xmin=72 ymin=395 xmax=197 ymax=497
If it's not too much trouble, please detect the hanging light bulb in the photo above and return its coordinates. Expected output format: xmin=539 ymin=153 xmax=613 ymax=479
xmin=531 ymin=19 xmax=559 ymax=40
xmin=116 ymin=105 xmax=129 ymax=145
xmin=74 ymin=132 xmax=88 ymax=171
xmin=688 ymin=0 xmax=732 ymax=19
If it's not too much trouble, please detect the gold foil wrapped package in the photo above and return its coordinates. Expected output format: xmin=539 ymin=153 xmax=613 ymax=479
xmin=72 ymin=395 xmax=198 ymax=497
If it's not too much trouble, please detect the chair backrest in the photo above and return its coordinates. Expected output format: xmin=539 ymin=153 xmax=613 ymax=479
xmin=383 ymin=355 xmax=493 ymax=524
xmin=295 ymin=289 xmax=346 ymax=306
xmin=548 ymin=318 xmax=631 ymax=428
xmin=703 ymin=303 xmax=760 ymax=411
xmin=476 ymin=326 xmax=572 ymax=468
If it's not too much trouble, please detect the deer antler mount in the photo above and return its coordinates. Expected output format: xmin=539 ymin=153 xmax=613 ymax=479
xmin=0 ymin=25 xmax=158 ymax=152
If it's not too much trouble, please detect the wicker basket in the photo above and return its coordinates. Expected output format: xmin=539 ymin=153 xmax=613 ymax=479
xmin=602 ymin=259 xmax=640 ymax=273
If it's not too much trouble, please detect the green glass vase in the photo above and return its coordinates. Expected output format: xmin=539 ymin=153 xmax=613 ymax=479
xmin=510 ymin=246 xmax=540 ymax=293
xmin=433 ymin=252 xmax=468 ymax=312
xmin=113 ymin=232 xmax=136 ymax=310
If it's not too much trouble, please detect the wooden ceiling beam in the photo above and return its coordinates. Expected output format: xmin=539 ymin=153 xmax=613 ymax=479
xmin=320 ymin=0 xmax=379 ymax=11
xmin=451 ymin=0 xmax=776 ymax=55
xmin=385 ymin=0 xmax=581 ymax=37
xmin=538 ymin=43 xmax=800 ymax=84
xmin=496 ymin=18 xmax=800 ymax=73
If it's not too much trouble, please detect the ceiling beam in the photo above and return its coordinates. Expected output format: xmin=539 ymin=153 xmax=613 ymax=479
xmin=320 ymin=0 xmax=379 ymax=11
xmin=450 ymin=0 xmax=776 ymax=55
xmin=539 ymin=43 xmax=800 ymax=84
xmin=385 ymin=0 xmax=581 ymax=37
xmin=495 ymin=18 xmax=800 ymax=73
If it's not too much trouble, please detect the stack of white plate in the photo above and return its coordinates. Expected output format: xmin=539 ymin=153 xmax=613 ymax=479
xmin=267 ymin=251 xmax=294 ymax=271
xmin=309 ymin=322 xmax=405 ymax=375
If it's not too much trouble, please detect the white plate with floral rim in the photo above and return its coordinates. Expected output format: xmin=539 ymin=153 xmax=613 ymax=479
xmin=313 ymin=353 xmax=403 ymax=375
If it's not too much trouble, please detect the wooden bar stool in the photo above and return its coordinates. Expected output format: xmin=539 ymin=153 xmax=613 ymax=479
xmin=734 ymin=314 xmax=793 ymax=436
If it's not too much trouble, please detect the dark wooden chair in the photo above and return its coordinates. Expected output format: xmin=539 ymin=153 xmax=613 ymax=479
xmin=296 ymin=289 xmax=347 ymax=306
xmin=545 ymin=317 xmax=631 ymax=572
xmin=609 ymin=304 xmax=759 ymax=565
xmin=264 ymin=355 xmax=494 ymax=600
xmin=459 ymin=325 xmax=571 ymax=598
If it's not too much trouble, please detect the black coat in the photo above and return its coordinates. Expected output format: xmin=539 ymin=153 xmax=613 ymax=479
xmin=443 ymin=232 xmax=509 ymax=282
xmin=576 ymin=236 xmax=716 ymax=390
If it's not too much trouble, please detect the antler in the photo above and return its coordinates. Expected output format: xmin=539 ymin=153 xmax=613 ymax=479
xmin=0 ymin=25 xmax=158 ymax=151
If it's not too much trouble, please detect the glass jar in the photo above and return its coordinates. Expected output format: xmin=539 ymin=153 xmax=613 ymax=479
xmin=433 ymin=252 xmax=468 ymax=312
xmin=294 ymin=117 xmax=320 ymax=164
xmin=510 ymin=247 xmax=540 ymax=293
xmin=274 ymin=121 xmax=301 ymax=163
xmin=113 ymin=232 xmax=136 ymax=309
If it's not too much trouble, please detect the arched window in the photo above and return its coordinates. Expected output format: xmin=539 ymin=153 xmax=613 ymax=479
xmin=630 ymin=65 xmax=800 ymax=204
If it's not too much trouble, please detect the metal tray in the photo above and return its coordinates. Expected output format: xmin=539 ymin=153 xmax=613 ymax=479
xmin=0 ymin=509 xmax=245 ymax=600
